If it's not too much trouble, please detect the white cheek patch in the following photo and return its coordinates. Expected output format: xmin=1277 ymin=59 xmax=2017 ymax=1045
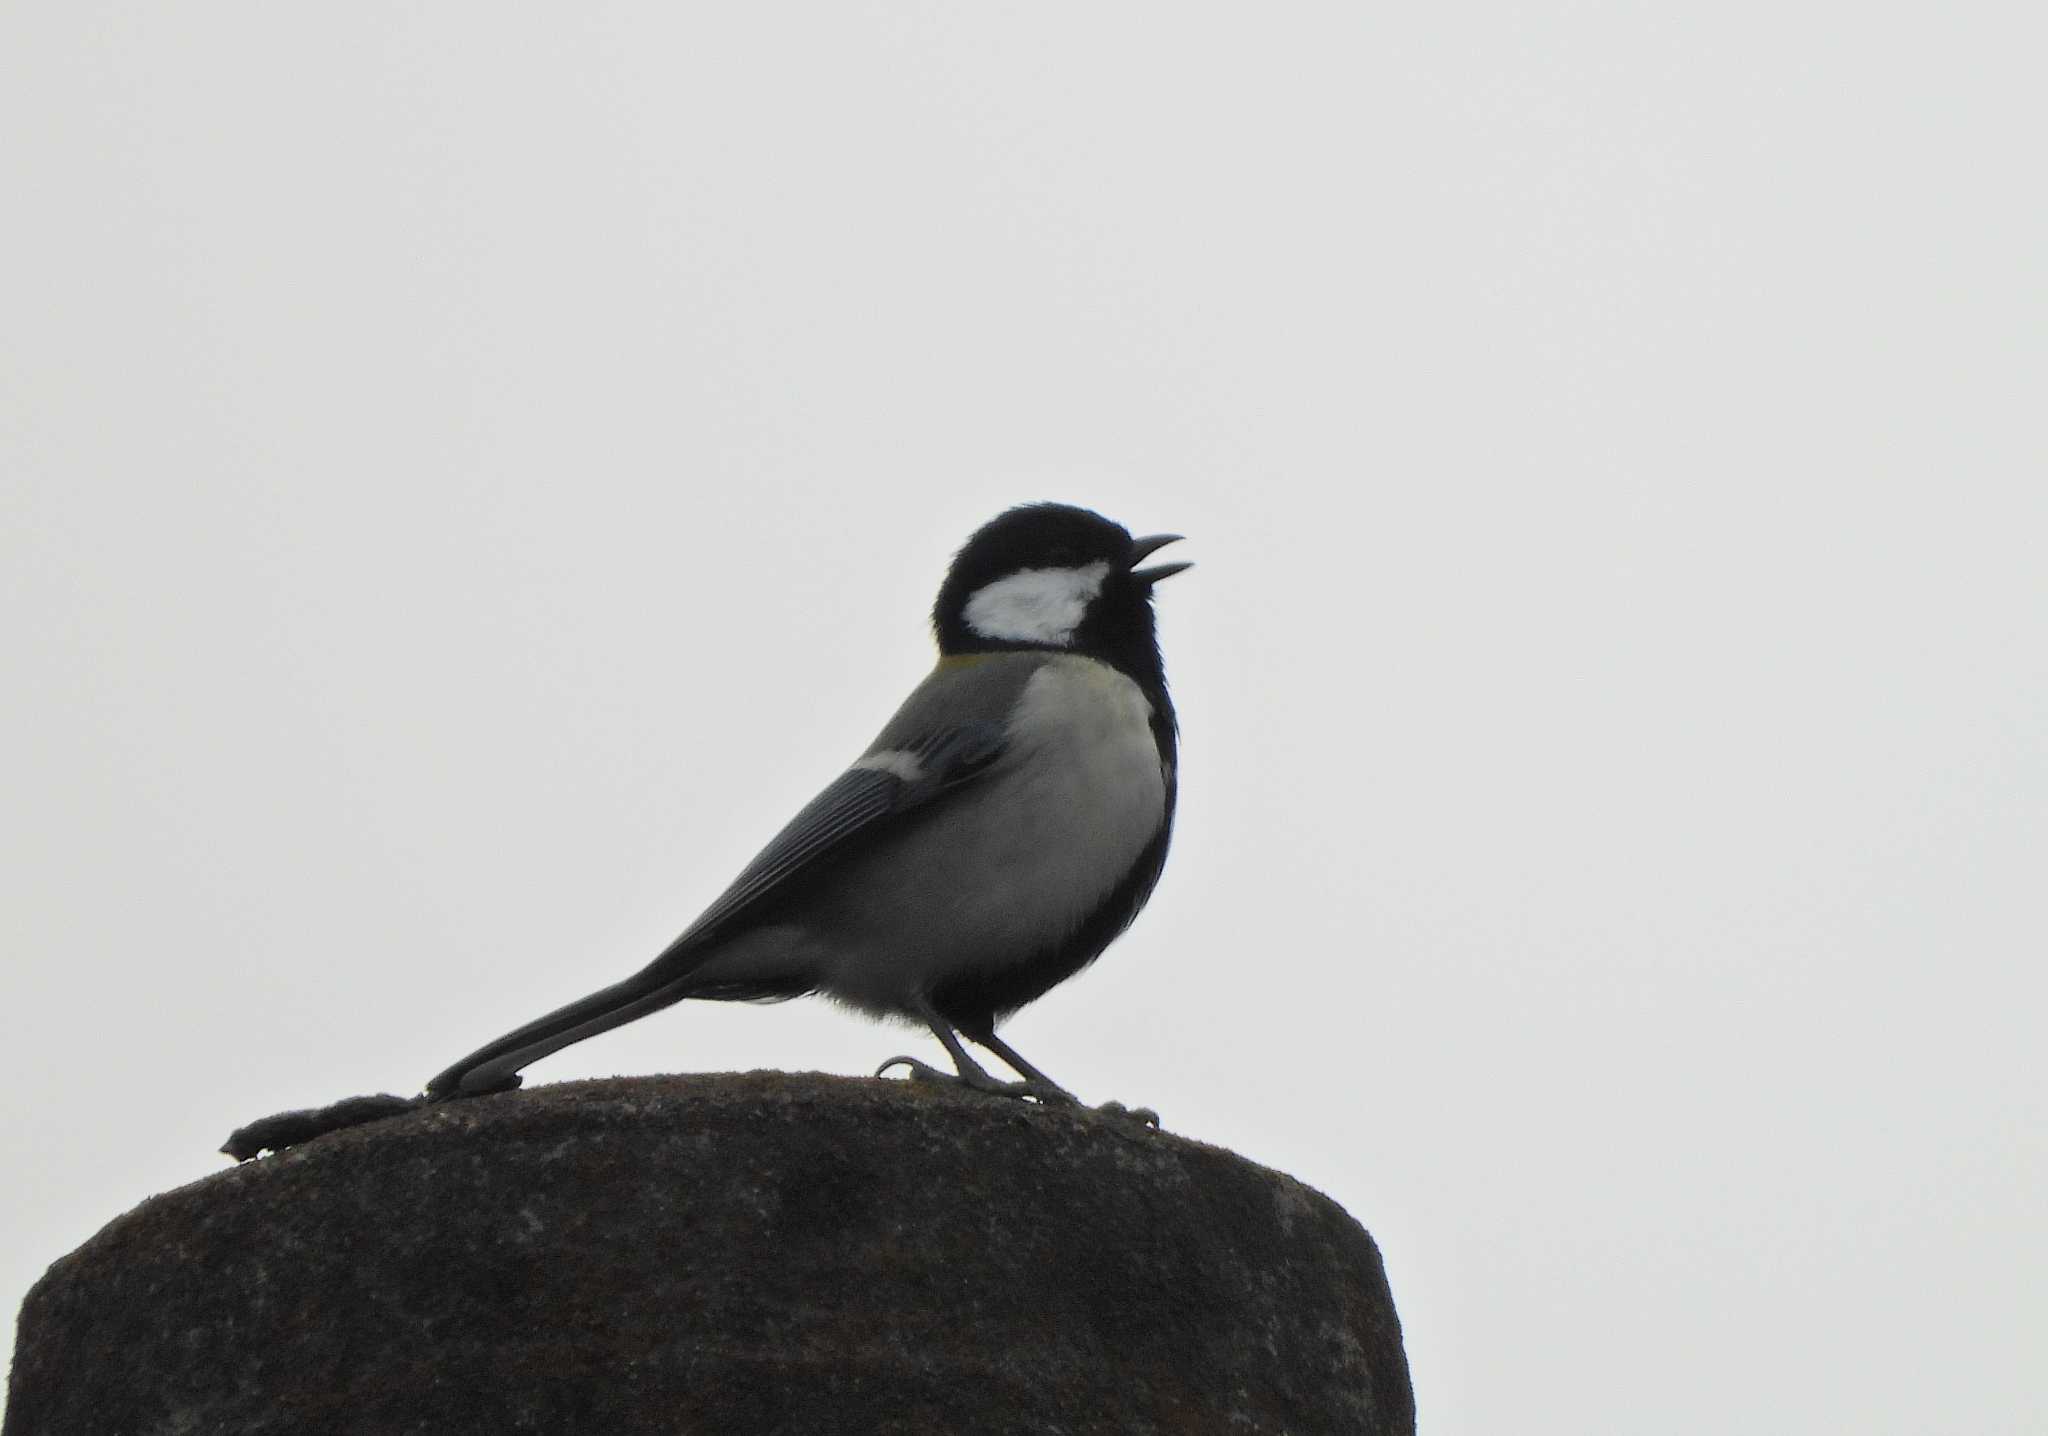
xmin=962 ymin=561 xmax=1111 ymax=645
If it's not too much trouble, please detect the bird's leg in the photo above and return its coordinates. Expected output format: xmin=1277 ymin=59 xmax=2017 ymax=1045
xmin=873 ymin=1030 xmax=1010 ymax=1093
xmin=876 ymin=1007 xmax=1075 ymax=1107
xmin=971 ymin=1031 xmax=1078 ymax=1102
xmin=977 ymin=1030 xmax=1161 ymax=1128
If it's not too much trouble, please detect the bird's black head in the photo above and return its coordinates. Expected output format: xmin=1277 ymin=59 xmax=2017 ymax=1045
xmin=933 ymin=503 xmax=1189 ymax=689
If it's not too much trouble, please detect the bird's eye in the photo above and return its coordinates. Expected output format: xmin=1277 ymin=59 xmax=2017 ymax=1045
xmin=1045 ymin=545 xmax=1082 ymax=568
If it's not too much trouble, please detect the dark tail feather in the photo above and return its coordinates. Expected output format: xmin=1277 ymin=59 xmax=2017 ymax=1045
xmin=425 ymin=965 xmax=703 ymax=1101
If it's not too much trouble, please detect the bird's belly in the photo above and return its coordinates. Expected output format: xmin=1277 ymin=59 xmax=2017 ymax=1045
xmin=807 ymin=657 xmax=1168 ymax=1016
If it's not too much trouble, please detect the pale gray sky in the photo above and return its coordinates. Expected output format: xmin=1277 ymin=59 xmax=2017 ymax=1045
xmin=4 ymin=6 xmax=2042 ymax=1431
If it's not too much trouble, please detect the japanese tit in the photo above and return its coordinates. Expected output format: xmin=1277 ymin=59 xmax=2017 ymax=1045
xmin=424 ymin=502 xmax=1189 ymax=1111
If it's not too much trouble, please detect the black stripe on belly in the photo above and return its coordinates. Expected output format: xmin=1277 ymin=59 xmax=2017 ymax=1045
xmin=930 ymin=804 xmax=1175 ymax=1039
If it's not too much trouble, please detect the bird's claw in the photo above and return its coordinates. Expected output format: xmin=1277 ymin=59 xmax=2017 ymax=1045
xmin=875 ymin=1056 xmax=1076 ymax=1107
xmin=1095 ymin=1100 xmax=1162 ymax=1128
xmin=876 ymin=1055 xmax=954 ymax=1084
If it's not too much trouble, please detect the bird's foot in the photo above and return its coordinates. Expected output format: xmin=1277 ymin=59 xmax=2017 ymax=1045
xmin=875 ymin=1055 xmax=1077 ymax=1107
xmin=1094 ymin=1100 xmax=1162 ymax=1128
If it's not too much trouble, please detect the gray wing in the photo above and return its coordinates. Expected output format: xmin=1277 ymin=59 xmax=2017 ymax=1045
xmin=664 ymin=654 xmax=1047 ymax=951
xmin=667 ymin=719 xmax=1004 ymax=949
xmin=423 ymin=654 xmax=1044 ymax=1099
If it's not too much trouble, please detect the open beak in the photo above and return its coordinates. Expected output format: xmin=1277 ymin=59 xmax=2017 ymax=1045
xmin=1128 ymin=533 xmax=1192 ymax=586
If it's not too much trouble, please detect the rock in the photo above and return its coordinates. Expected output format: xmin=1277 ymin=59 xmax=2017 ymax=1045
xmin=5 ymin=1072 xmax=1413 ymax=1434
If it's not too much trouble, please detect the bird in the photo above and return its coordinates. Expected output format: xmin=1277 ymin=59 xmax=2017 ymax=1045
xmin=421 ymin=502 xmax=1189 ymax=1112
